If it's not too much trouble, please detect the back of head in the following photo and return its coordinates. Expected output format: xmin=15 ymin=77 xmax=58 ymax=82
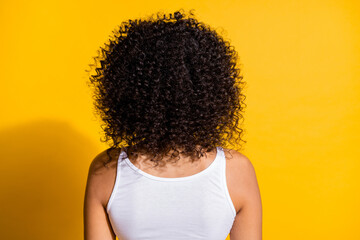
xmin=87 ymin=9 xmax=247 ymax=167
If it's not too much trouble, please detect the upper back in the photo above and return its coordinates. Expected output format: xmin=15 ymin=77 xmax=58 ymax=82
xmin=88 ymin=146 xmax=249 ymax=239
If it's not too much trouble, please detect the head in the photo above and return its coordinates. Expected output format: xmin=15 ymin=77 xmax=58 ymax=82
xmin=86 ymin=9 xmax=246 ymax=167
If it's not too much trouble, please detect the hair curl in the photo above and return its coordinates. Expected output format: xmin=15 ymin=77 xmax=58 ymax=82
xmin=86 ymin=9 xmax=247 ymax=168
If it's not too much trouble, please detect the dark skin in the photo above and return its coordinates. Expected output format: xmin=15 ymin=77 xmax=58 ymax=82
xmin=83 ymin=147 xmax=262 ymax=240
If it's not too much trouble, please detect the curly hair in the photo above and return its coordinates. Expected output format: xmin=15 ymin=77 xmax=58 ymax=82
xmin=86 ymin=9 xmax=247 ymax=168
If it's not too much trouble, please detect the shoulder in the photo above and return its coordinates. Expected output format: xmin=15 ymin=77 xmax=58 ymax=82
xmin=85 ymin=148 xmax=122 ymax=208
xmin=88 ymin=148 xmax=121 ymax=173
xmin=222 ymin=148 xmax=261 ymax=213
xmin=223 ymin=148 xmax=255 ymax=170
xmin=223 ymin=148 xmax=256 ymax=179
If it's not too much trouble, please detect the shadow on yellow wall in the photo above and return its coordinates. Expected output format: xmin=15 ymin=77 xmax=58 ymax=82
xmin=0 ymin=119 xmax=98 ymax=239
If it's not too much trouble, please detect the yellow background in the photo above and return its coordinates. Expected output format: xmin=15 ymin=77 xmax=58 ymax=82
xmin=1 ymin=0 xmax=359 ymax=239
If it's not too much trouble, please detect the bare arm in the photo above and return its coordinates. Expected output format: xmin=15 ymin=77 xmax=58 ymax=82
xmin=229 ymin=155 xmax=262 ymax=240
xmin=84 ymin=154 xmax=117 ymax=240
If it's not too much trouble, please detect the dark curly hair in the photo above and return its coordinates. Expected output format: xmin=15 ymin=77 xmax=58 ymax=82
xmin=86 ymin=9 xmax=247 ymax=168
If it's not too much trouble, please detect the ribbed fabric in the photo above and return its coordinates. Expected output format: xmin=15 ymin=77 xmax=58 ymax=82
xmin=107 ymin=146 xmax=236 ymax=240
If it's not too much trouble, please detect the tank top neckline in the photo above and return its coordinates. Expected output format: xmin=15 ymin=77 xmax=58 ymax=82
xmin=122 ymin=146 xmax=222 ymax=182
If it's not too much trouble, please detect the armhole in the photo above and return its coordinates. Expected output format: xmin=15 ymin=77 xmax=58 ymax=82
xmin=221 ymin=148 xmax=237 ymax=218
xmin=106 ymin=150 xmax=122 ymax=214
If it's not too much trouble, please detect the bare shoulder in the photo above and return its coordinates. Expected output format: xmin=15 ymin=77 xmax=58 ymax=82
xmin=85 ymin=148 xmax=121 ymax=208
xmin=222 ymin=148 xmax=261 ymax=214
xmin=88 ymin=148 xmax=120 ymax=174
xmin=223 ymin=148 xmax=255 ymax=172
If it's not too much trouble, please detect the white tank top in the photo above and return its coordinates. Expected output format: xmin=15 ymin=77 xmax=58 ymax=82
xmin=106 ymin=146 xmax=236 ymax=240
